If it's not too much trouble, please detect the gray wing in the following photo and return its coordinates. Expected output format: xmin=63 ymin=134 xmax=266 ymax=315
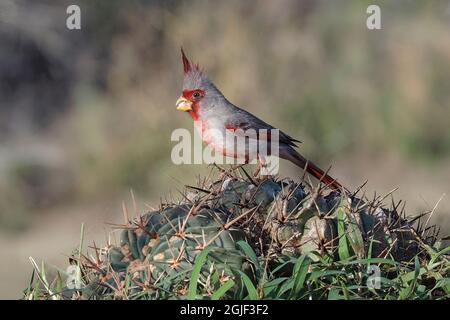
xmin=224 ymin=108 xmax=301 ymax=148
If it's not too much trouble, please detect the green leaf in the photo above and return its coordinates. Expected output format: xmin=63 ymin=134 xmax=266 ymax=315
xmin=417 ymin=285 xmax=426 ymax=294
xmin=270 ymin=257 xmax=296 ymax=274
xmin=276 ymin=279 xmax=295 ymax=298
xmin=399 ymin=256 xmax=420 ymax=300
xmin=290 ymin=255 xmax=311 ymax=298
xmin=340 ymin=281 xmax=350 ymax=300
xmin=336 ymin=201 xmax=350 ymax=260
xmin=347 ymin=258 xmax=399 ymax=266
xmin=187 ymin=247 xmax=212 ymax=299
xmin=263 ymin=277 xmax=288 ymax=297
xmin=211 ymin=270 xmax=220 ymax=286
xmin=309 ymin=269 xmax=347 ymax=281
xmin=430 ymin=246 xmax=450 ymax=264
xmin=237 ymin=240 xmax=261 ymax=277
xmin=25 ymin=269 xmax=36 ymax=299
xmin=55 ymin=272 xmax=63 ymax=297
xmin=344 ymin=210 xmax=365 ymax=258
xmin=122 ymin=273 xmax=131 ymax=299
xmin=238 ymin=271 xmax=258 ymax=300
xmin=434 ymin=278 xmax=450 ymax=295
xmin=378 ymin=277 xmax=396 ymax=288
xmin=211 ymin=280 xmax=235 ymax=300
xmin=367 ymin=238 xmax=374 ymax=260
xmin=34 ymin=281 xmax=41 ymax=300
xmin=328 ymin=287 xmax=342 ymax=300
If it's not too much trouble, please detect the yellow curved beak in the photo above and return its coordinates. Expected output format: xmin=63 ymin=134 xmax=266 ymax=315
xmin=176 ymin=96 xmax=192 ymax=112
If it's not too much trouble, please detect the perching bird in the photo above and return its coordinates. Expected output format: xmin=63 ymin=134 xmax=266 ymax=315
xmin=176 ymin=48 xmax=347 ymax=193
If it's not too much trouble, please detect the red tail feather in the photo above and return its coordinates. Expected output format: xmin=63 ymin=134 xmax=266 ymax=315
xmin=305 ymin=161 xmax=345 ymax=193
xmin=280 ymin=149 xmax=348 ymax=193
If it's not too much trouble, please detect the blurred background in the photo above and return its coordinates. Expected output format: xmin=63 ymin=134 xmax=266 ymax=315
xmin=1 ymin=0 xmax=450 ymax=299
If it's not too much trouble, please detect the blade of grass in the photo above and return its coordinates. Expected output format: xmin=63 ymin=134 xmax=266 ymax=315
xmin=336 ymin=202 xmax=350 ymax=260
xmin=263 ymin=277 xmax=288 ymax=297
xmin=309 ymin=269 xmax=347 ymax=281
xmin=328 ymin=287 xmax=342 ymax=300
xmin=28 ymin=257 xmax=59 ymax=300
xmin=24 ymin=269 xmax=36 ymax=299
xmin=187 ymin=247 xmax=212 ymax=299
xmin=399 ymin=256 xmax=420 ymax=300
xmin=347 ymin=258 xmax=399 ymax=266
xmin=238 ymin=271 xmax=258 ymax=300
xmin=78 ymin=223 xmax=85 ymax=263
xmin=344 ymin=210 xmax=365 ymax=258
xmin=211 ymin=279 xmax=235 ymax=300
xmin=237 ymin=240 xmax=261 ymax=277
xmin=290 ymin=255 xmax=311 ymax=298
xmin=433 ymin=278 xmax=450 ymax=295
xmin=430 ymin=246 xmax=450 ymax=265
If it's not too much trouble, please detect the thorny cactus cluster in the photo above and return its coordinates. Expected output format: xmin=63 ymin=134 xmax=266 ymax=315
xmin=25 ymin=166 xmax=448 ymax=300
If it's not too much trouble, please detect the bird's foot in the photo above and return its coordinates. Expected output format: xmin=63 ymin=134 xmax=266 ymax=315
xmin=252 ymin=166 xmax=261 ymax=177
xmin=253 ymin=163 xmax=268 ymax=177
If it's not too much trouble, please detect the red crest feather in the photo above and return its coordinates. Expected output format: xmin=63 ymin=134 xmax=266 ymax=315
xmin=181 ymin=47 xmax=192 ymax=74
xmin=181 ymin=47 xmax=201 ymax=74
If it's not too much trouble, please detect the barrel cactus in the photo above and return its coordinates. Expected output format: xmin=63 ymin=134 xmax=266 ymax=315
xmin=186 ymin=170 xmax=421 ymax=262
xmin=82 ymin=204 xmax=250 ymax=299
xmin=25 ymin=166 xmax=448 ymax=300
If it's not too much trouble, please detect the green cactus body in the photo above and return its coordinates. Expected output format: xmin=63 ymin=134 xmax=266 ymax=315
xmin=45 ymin=169 xmax=444 ymax=300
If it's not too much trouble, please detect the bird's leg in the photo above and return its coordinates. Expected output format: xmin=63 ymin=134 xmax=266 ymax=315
xmin=253 ymin=165 xmax=261 ymax=177
xmin=253 ymin=154 xmax=267 ymax=177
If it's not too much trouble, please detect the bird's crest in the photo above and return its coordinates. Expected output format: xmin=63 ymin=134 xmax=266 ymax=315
xmin=181 ymin=47 xmax=201 ymax=74
xmin=180 ymin=47 xmax=217 ymax=93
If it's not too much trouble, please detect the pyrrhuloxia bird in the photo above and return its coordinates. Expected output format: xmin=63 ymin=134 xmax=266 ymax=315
xmin=175 ymin=48 xmax=347 ymax=193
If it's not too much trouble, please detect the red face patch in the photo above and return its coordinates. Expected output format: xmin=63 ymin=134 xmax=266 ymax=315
xmin=181 ymin=89 xmax=205 ymax=121
xmin=182 ymin=89 xmax=205 ymax=102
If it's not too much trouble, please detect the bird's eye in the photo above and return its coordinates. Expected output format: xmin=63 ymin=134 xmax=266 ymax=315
xmin=192 ymin=91 xmax=201 ymax=98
